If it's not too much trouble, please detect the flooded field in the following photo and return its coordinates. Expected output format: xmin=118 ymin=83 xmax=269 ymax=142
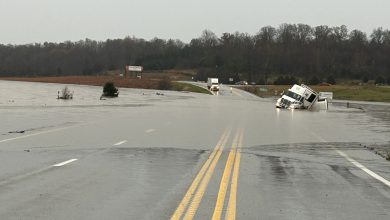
xmin=0 ymin=80 xmax=195 ymax=107
xmin=0 ymin=80 xmax=197 ymax=137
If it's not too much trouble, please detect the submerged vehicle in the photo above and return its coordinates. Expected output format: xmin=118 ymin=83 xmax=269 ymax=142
xmin=276 ymin=84 xmax=328 ymax=110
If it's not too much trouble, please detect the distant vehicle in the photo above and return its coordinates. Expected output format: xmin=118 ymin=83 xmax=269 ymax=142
xmin=235 ymin=81 xmax=248 ymax=85
xmin=276 ymin=84 xmax=328 ymax=110
xmin=207 ymin=78 xmax=220 ymax=91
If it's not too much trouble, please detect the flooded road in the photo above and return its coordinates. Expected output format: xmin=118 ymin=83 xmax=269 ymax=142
xmin=0 ymin=80 xmax=389 ymax=219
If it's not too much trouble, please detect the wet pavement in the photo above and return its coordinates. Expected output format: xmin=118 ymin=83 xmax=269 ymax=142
xmin=0 ymin=80 xmax=389 ymax=219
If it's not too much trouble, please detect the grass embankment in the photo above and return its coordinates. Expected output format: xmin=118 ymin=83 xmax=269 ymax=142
xmin=171 ymin=82 xmax=212 ymax=94
xmin=0 ymin=74 xmax=211 ymax=95
xmin=1 ymin=76 xmax=159 ymax=89
xmin=239 ymin=85 xmax=390 ymax=102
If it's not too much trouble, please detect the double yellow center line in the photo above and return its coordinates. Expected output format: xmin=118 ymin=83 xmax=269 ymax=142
xmin=171 ymin=127 xmax=244 ymax=220
xmin=212 ymin=129 xmax=243 ymax=220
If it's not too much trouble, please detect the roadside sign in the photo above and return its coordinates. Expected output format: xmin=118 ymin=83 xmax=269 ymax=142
xmin=319 ymin=92 xmax=333 ymax=102
xmin=259 ymin=87 xmax=268 ymax=92
xmin=127 ymin=66 xmax=143 ymax=72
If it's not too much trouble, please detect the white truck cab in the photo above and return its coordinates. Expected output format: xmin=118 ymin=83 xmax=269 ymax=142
xmin=276 ymin=84 xmax=327 ymax=110
xmin=207 ymin=78 xmax=220 ymax=91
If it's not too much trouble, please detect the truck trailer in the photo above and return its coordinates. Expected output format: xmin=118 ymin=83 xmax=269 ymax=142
xmin=207 ymin=78 xmax=220 ymax=91
xmin=275 ymin=84 xmax=328 ymax=110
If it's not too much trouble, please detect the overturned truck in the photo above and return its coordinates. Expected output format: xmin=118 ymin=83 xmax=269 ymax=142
xmin=276 ymin=84 xmax=328 ymax=110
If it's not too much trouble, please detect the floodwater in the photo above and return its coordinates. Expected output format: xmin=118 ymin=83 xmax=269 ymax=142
xmin=0 ymin=80 xmax=197 ymax=136
xmin=0 ymin=80 xmax=193 ymax=107
xmin=0 ymin=80 xmax=389 ymax=220
xmin=1 ymin=80 xmax=389 ymax=146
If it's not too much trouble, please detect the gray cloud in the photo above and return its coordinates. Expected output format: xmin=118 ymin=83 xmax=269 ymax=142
xmin=0 ymin=0 xmax=389 ymax=44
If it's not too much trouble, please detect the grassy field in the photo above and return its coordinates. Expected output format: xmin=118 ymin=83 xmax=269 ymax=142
xmin=238 ymin=85 xmax=390 ymax=102
xmin=0 ymin=75 xmax=160 ymax=89
xmin=171 ymin=82 xmax=212 ymax=95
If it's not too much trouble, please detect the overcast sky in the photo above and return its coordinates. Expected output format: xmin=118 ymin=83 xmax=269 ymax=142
xmin=0 ymin=0 xmax=389 ymax=44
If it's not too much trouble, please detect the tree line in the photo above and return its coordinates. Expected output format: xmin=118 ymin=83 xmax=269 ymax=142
xmin=1 ymin=24 xmax=390 ymax=84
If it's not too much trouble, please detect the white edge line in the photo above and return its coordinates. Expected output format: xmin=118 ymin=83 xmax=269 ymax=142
xmin=311 ymin=132 xmax=390 ymax=188
xmin=0 ymin=126 xmax=74 ymax=144
xmin=335 ymin=150 xmax=390 ymax=187
xmin=310 ymin=132 xmax=327 ymax=142
xmin=53 ymin=159 xmax=78 ymax=167
xmin=114 ymin=140 xmax=127 ymax=146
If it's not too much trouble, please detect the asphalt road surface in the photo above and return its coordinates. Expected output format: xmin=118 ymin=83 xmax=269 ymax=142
xmin=0 ymin=80 xmax=389 ymax=220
